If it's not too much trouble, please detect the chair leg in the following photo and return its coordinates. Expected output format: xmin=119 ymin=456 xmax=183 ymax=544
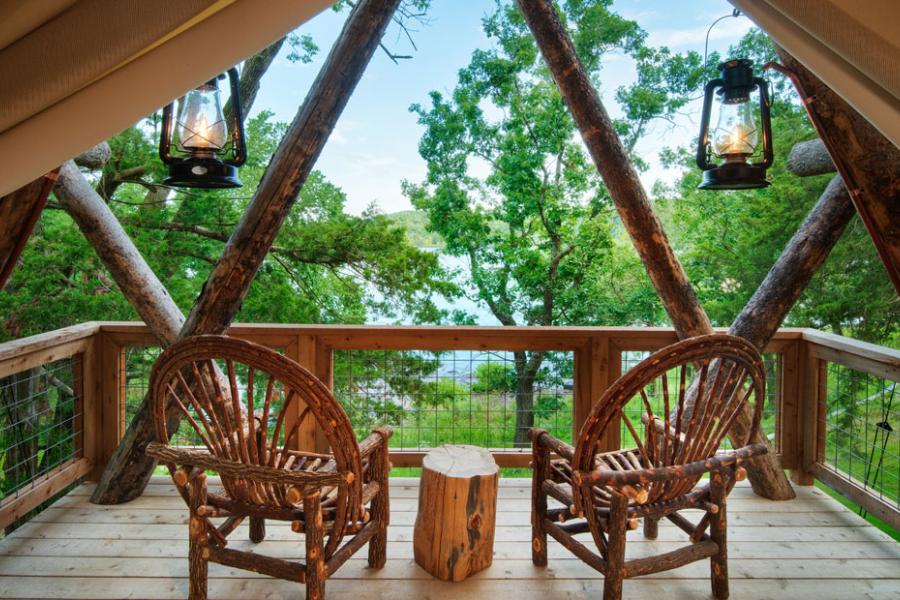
xmin=603 ymin=490 xmax=628 ymax=600
xmin=643 ymin=516 xmax=658 ymax=540
xmin=531 ymin=437 xmax=549 ymax=567
xmin=187 ymin=472 xmax=209 ymax=600
xmin=305 ymin=491 xmax=326 ymax=600
xmin=249 ymin=516 xmax=266 ymax=543
xmin=709 ymin=469 xmax=729 ymax=600
xmin=368 ymin=444 xmax=390 ymax=569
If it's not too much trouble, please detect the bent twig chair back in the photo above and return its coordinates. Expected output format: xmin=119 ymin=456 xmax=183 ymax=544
xmin=531 ymin=334 xmax=768 ymax=600
xmin=145 ymin=335 xmax=392 ymax=600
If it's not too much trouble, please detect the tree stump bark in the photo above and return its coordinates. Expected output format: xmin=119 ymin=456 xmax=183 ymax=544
xmin=413 ymin=445 xmax=499 ymax=582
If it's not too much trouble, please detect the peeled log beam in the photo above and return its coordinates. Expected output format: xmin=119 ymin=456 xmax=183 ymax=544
xmin=730 ymin=175 xmax=854 ymax=349
xmin=55 ymin=162 xmax=185 ymax=345
xmin=726 ymin=175 xmax=854 ymax=497
xmin=787 ymin=139 xmax=835 ymax=177
xmin=775 ymin=47 xmax=900 ymax=295
xmin=90 ymin=0 xmax=401 ymax=505
xmin=73 ymin=142 xmax=112 ymax=170
xmin=517 ymin=0 xmax=711 ymax=340
xmin=0 ymin=170 xmax=58 ymax=289
xmin=517 ymin=0 xmax=797 ymax=500
xmin=180 ymin=0 xmax=402 ymax=339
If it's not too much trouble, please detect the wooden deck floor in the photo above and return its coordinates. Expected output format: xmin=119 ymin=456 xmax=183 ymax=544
xmin=0 ymin=476 xmax=898 ymax=599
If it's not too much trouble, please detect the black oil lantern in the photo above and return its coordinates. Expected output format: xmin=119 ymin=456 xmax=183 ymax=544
xmin=159 ymin=67 xmax=246 ymax=189
xmin=696 ymin=59 xmax=772 ymax=190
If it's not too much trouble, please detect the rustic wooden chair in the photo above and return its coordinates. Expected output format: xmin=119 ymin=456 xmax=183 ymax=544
xmin=530 ymin=334 xmax=768 ymax=600
xmin=145 ymin=335 xmax=392 ymax=600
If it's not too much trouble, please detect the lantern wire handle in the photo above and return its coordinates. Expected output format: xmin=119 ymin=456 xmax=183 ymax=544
xmin=704 ymin=9 xmax=742 ymax=68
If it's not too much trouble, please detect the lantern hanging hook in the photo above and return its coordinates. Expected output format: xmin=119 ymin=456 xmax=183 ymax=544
xmin=704 ymin=9 xmax=742 ymax=68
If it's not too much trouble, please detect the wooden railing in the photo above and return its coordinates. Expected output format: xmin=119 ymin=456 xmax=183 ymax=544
xmin=0 ymin=322 xmax=897 ymax=530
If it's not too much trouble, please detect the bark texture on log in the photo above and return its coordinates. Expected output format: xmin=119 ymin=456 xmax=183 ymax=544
xmin=89 ymin=0 xmax=401 ymax=505
xmin=729 ymin=175 xmax=854 ymax=350
xmin=517 ymin=0 xmax=711 ymax=341
xmin=181 ymin=0 xmax=402 ymax=339
xmin=786 ymin=138 xmax=835 ymax=177
xmin=517 ymin=0 xmax=799 ymax=500
xmin=775 ymin=47 xmax=900 ymax=295
xmin=413 ymin=445 xmax=498 ymax=582
xmin=73 ymin=142 xmax=112 ymax=170
xmin=55 ymin=162 xmax=185 ymax=345
xmin=224 ymin=38 xmax=286 ymax=127
xmin=0 ymin=170 xmax=58 ymax=290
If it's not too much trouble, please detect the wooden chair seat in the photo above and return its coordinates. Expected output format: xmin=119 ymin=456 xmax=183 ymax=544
xmin=144 ymin=335 xmax=393 ymax=600
xmin=530 ymin=334 xmax=771 ymax=600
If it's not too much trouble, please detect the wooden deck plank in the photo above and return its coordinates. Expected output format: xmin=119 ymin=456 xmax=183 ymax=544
xmin=0 ymin=477 xmax=897 ymax=599
xmin=25 ymin=505 xmax=876 ymax=528
xmin=1 ymin=555 xmax=900 ymax=580
xmin=2 ymin=537 xmax=899 ymax=560
xmin=0 ymin=577 xmax=899 ymax=600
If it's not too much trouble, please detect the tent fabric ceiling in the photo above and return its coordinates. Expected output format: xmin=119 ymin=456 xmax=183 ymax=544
xmin=0 ymin=0 xmax=224 ymax=135
xmin=0 ymin=0 xmax=78 ymax=52
xmin=729 ymin=0 xmax=900 ymax=149
xmin=0 ymin=0 xmax=333 ymax=196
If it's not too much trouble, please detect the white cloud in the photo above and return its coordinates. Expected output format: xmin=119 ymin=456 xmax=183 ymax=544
xmin=648 ymin=17 xmax=753 ymax=50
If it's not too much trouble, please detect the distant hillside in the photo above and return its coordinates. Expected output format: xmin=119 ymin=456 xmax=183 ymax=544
xmin=386 ymin=210 xmax=445 ymax=249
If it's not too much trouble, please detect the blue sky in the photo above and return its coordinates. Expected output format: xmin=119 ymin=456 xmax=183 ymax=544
xmin=250 ymin=0 xmax=754 ymax=215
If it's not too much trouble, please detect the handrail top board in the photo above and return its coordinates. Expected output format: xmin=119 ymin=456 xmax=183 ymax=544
xmin=0 ymin=322 xmax=896 ymax=373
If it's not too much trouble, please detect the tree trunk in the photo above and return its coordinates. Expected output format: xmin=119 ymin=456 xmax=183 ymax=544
xmin=55 ymin=162 xmax=185 ymax=345
xmin=775 ymin=47 xmax=900 ymax=296
xmin=413 ymin=445 xmax=498 ymax=581
xmin=89 ymin=0 xmax=402 ymax=504
xmin=224 ymin=38 xmax=286 ymax=126
xmin=517 ymin=0 xmax=711 ymax=341
xmin=180 ymin=0 xmax=401 ymax=339
xmin=729 ymin=175 xmax=854 ymax=349
xmin=786 ymin=139 xmax=834 ymax=177
xmin=513 ymin=351 xmax=543 ymax=447
xmin=516 ymin=0 xmax=798 ymax=499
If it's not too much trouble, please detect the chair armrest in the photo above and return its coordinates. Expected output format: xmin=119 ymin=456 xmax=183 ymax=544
xmin=580 ymin=443 xmax=768 ymax=487
xmin=359 ymin=426 xmax=393 ymax=459
xmin=146 ymin=442 xmax=352 ymax=488
xmin=530 ymin=428 xmax=575 ymax=461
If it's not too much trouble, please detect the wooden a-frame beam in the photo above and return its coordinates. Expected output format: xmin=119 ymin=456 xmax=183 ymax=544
xmin=516 ymin=0 xmax=796 ymax=500
xmin=88 ymin=0 xmax=402 ymax=504
xmin=0 ymin=170 xmax=59 ymax=290
xmin=774 ymin=48 xmax=900 ymax=295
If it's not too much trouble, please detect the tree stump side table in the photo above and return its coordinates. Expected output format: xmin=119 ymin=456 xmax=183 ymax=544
xmin=413 ymin=444 xmax=499 ymax=582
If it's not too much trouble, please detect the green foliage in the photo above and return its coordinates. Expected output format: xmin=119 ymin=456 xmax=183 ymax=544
xmin=386 ymin=210 xmax=445 ymax=248
xmin=472 ymin=362 xmax=516 ymax=393
xmin=655 ymin=32 xmax=899 ymax=344
xmin=1 ymin=112 xmax=458 ymax=341
xmin=417 ymin=378 xmax=466 ymax=409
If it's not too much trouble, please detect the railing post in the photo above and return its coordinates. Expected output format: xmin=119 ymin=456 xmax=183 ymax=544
xmin=287 ymin=333 xmax=320 ymax=452
xmin=94 ymin=333 xmax=125 ymax=480
xmin=314 ymin=337 xmax=334 ymax=454
xmin=794 ymin=339 xmax=825 ymax=485
xmin=779 ymin=340 xmax=801 ymax=474
xmin=80 ymin=333 xmax=100 ymax=480
xmin=573 ymin=335 xmax=618 ymax=451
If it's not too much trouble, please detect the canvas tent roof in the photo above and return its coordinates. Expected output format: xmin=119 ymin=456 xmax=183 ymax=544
xmin=0 ymin=0 xmax=332 ymax=196
xmin=729 ymin=0 xmax=899 ymax=149
xmin=0 ymin=0 xmax=898 ymax=196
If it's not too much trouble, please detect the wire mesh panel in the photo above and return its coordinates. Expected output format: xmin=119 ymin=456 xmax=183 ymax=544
xmin=124 ymin=346 xmax=161 ymax=434
xmin=0 ymin=357 xmax=82 ymax=505
xmin=333 ymin=349 xmax=574 ymax=450
xmin=619 ymin=350 xmax=780 ymax=452
xmin=822 ymin=362 xmax=899 ymax=512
